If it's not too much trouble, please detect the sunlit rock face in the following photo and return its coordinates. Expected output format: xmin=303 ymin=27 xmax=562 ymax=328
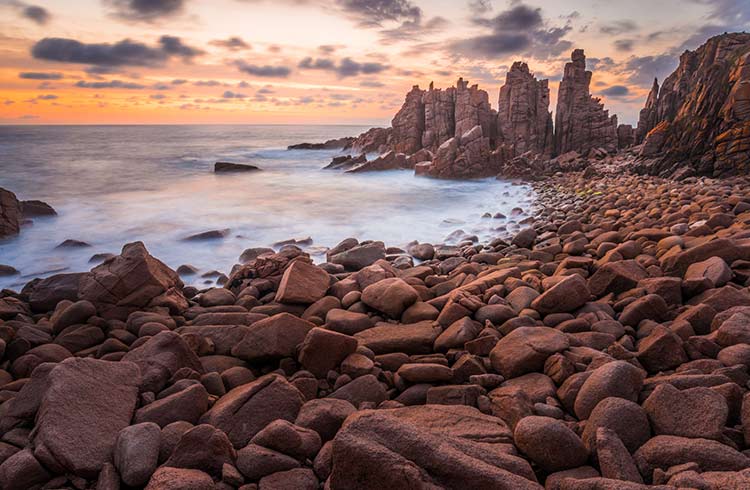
xmin=636 ymin=33 xmax=750 ymax=177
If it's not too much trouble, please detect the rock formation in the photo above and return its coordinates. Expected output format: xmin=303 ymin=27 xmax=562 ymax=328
xmin=497 ymin=62 xmax=553 ymax=158
xmin=617 ymin=124 xmax=635 ymax=149
xmin=390 ymin=86 xmax=425 ymax=155
xmin=554 ymin=49 xmax=618 ymax=156
xmin=635 ymin=78 xmax=660 ymax=144
xmin=636 ymin=33 xmax=750 ymax=177
xmin=0 ymin=188 xmax=21 ymax=238
xmin=421 ymin=82 xmax=456 ymax=152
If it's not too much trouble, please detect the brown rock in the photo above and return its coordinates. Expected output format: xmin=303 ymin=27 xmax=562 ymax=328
xmin=298 ymin=327 xmax=358 ymax=378
xmin=530 ymin=274 xmax=591 ymax=315
xmin=145 ymin=467 xmax=214 ymax=490
xmin=514 ymin=415 xmax=589 ymax=472
xmin=231 ymin=312 xmax=314 ymax=362
xmin=0 ymin=187 xmax=21 ymax=238
xmin=489 ymin=326 xmax=569 ymax=379
xmin=596 ymin=428 xmax=643 ymax=483
xmin=574 ymin=361 xmax=645 ymax=420
xmin=354 ymin=321 xmax=441 ymax=355
xmin=361 ymin=277 xmax=419 ymax=319
xmin=275 ymin=261 xmax=329 ymax=304
xmin=634 ymin=435 xmax=750 ymax=474
xmin=643 ymin=383 xmax=728 ymax=440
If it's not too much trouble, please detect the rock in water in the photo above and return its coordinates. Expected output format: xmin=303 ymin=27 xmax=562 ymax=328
xmin=31 ymin=358 xmax=141 ymax=478
xmin=214 ymin=162 xmax=261 ymax=172
xmin=78 ymin=241 xmax=186 ymax=320
xmin=0 ymin=187 xmax=21 ymax=238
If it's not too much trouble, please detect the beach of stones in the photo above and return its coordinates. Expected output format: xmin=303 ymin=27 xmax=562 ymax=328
xmin=0 ymin=168 xmax=749 ymax=489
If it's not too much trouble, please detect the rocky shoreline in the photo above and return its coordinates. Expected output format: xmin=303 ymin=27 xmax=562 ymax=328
xmin=0 ymin=159 xmax=749 ymax=488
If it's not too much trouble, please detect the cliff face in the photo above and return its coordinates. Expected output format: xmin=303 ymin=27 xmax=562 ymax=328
xmin=636 ymin=33 xmax=750 ymax=177
xmin=497 ymin=62 xmax=554 ymax=158
xmin=554 ymin=49 xmax=618 ymax=155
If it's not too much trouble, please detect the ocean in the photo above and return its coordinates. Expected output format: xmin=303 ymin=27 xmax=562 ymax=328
xmin=0 ymin=124 xmax=534 ymax=290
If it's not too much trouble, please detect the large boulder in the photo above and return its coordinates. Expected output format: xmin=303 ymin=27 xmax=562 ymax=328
xmin=634 ymin=435 xmax=750 ymax=474
xmin=78 ymin=241 xmax=186 ymax=320
xmin=0 ymin=187 xmax=21 ymax=238
xmin=330 ymin=405 xmax=538 ymax=489
xmin=122 ymin=330 xmax=203 ymax=393
xmin=328 ymin=241 xmax=386 ymax=271
xmin=231 ymin=312 xmax=314 ymax=362
xmin=514 ymin=416 xmax=588 ymax=472
xmin=274 ymin=260 xmax=330 ymax=304
xmin=574 ymin=361 xmax=645 ymax=420
xmin=489 ymin=327 xmax=569 ymax=379
xmin=200 ymin=374 xmax=305 ymax=448
xmin=361 ymin=278 xmax=419 ymax=319
xmin=27 ymin=273 xmax=87 ymax=312
xmin=31 ymin=358 xmax=141 ymax=478
xmin=530 ymin=274 xmax=591 ymax=315
xmin=642 ymin=384 xmax=728 ymax=440
xmin=354 ymin=321 xmax=442 ymax=355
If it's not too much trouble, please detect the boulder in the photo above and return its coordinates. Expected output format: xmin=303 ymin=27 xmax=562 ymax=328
xmin=0 ymin=187 xmax=21 ymax=238
xmin=530 ymin=274 xmax=591 ymax=315
xmin=634 ymin=435 xmax=750 ymax=474
xmin=214 ymin=161 xmax=261 ymax=172
xmin=200 ymin=374 xmax=305 ymax=448
xmin=163 ymin=424 xmax=236 ymax=477
xmin=122 ymin=330 xmax=203 ymax=393
xmin=354 ymin=321 xmax=442 ymax=355
xmin=574 ymin=361 xmax=645 ymax=420
xmin=145 ymin=467 xmax=215 ymax=490
xmin=514 ymin=416 xmax=589 ymax=472
xmin=78 ymin=241 xmax=186 ymax=320
xmin=231 ymin=312 xmax=314 ymax=362
xmin=114 ymin=422 xmax=161 ymax=487
xmin=275 ymin=260 xmax=330 ymax=304
xmin=328 ymin=242 xmax=386 ymax=270
xmin=298 ymin=327 xmax=358 ymax=378
xmin=32 ymin=358 xmax=141 ymax=478
xmin=361 ymin=278 xmax=419 ymax=319
xmin=642 ymin=383 xmax=728 ymax=440
xmin=489 ymin=327 xmax=569 ymax=379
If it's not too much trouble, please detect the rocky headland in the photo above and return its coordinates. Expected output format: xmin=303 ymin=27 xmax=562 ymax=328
xmin=0 ymin=33 xmax=749 ymax=490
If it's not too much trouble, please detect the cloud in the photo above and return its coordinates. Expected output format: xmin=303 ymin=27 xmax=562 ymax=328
xmin=298 ymin=56 xmax=388 ymax=78
xmin=360 ymin=79 xmax=385 ymax=87
xmin=210 ymin=36 xmax=251 ymax=51
xmin=31 ymin=36 xmax=204 ymax=70
xmin=19 ymin=71 xmax=63 ymax=80
xmin=104 ymin=0 xmax=186 ymax=22
xmin=600 ymin=85 xmax=630 ymax=97
xmin=158 ymin=35 xmax=204 ymax=60
xmin=75 ymin=79 xmax=147 ymax=89
xmin=336 ymin=0 xmax=421 ymax=28
xmin=22 ymin=4 xmax=49 ymax=24
xmin=614 ymin=39 xmax=635 ymax=52
xmin=379 ymin=16 xmax=449 ymax=44
xmin=452 ymin=3 xmax=573 ymax=59
xmin=235 ymin=61 xmax=292 ymax=77
xmin=150 ymin=93 xmax=166 ymax=99
xmin=222 ymin=90 xmax=247 ymax=98
xmin=599 ymin=20 xmax=637 ymax=35
xmin=171 ymin=78 xmax=188 ymax=84
xmin=622 ymin=54 xmax=677 ymax=86
xmin=468 ymin=0 xmax=492 ymax=14
xmin=193 ymin=79 xmax=222 ymax=86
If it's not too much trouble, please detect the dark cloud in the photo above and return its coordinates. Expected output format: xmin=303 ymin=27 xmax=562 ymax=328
xmin=150 ymin=93 xmax=166 ymax=99
xmin=600 ymin=85 xmax=630 ymax=97
xmin=193 ymin=80 xmax=222 ymax=86
xmin=33 ymin=94 xmax=58 ymax=100
xmin=22 ymin=5 xmax=50 ymax=24
xmin=257 ymin=86 xmax=274 ymax=94
xmin=210 ymin=37 xmax=251 ymax=51
xmin=19 ymin=71 xmax=62 ymax=80
xmin=171 ymin=78 xmax=188 ymax=84
xmin=32 ymin=38 xmax=168 ymax=67
xmin=104 ymin=0 xmax=185 ymax=22
xmin=360 ymin=79 xmax=385 ymax=87
xmin=318 ymin=45 xmax=338 ymax=54
xmin=452 ymin=3 xmax=573 ymax=59
xmin=336 ymin=0 xmax=421 ymax=28
xmin=468 ymin=0 xmax=492 ymax=14
xmin=379 ymin=16 xmax=449 ymax=44
xmin=75 ymin=79 xmax=147 ymax=89
xmin=588 ymin=57 xmax=615 ymax=71
xmin=235 ymin=61 xmax=292 ymax=78
xmin=158 ymin=35 xmax=204 ymax=60
xmin=599 ymin=20 xmax=637 ymax=35
xmin=31 ymin=36 xmax=203 ymax=69
xmin=298 ymin=56 xmax=388 ymax=78
xmin=614 ymin=39 xmax=635 ymax=52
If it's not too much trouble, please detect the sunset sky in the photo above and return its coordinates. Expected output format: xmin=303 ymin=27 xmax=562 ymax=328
xmin=1 ymin=0 xmax=748 ymax=125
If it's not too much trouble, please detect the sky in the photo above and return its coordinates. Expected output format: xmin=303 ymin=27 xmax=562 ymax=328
xmin=0 ymin=0 xmax=748 ymax=125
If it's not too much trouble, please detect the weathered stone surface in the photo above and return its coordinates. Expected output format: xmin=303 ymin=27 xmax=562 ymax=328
xmin=145 ymin=467 xmax=215 ymax=490
xmin=574 ymin=361 xmax=645 ymax=420
xmin=391 ymin=86 xmax=425 ymax=155
xmin=122 ymin=330 xmax=203 ymax=393
xmin=115 ymin=422 xmax=161 ymax=487
xmin=78 ymin=241 xmax=186 ymax=319
xmin=0 ymin=187 xmax=21 ymax=238
xmin=164 ymin=424 xmax=236 ymax=477
xmin=32 ymin=358 xmax=141 ymax=478
xmin=361 ymin=277 xmax=419 ymax=319
xmin=298 ymin=327 xmax=357 ymax=378
xmin=636 ymin=33 xmax=750 ymax=177
xmin=489 ymin=327 xmax=569 ymax=379
xmin=497 ymin=62 xmax=553 ymax=158
xmin=530 ymin=274 xmax=591 ymax=315
xmin=554 ymin=49 xmax=618 ymax=156
xmin=231 ymin=312 xmax=314 ymax=362
xmin=354 ymin=321 xmax=442 ymax=355
xmin=596 ymin=428 xmax=644 ymax=483
xmin=201 ymin=374 xmax=305 ymax=448
xmin=330 ymin=406 xmax=536 ymax=489
xmin=642 ymin=383 xmax=728 ymax=440
xmin=634 ymin=435 xmax=750 ymax=474
xmin=514 ymin=416 xmax=588 ymax=472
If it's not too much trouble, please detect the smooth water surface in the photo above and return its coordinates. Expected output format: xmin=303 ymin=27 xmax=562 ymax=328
xmin=0 ymin=125 xmax=534 ymax=289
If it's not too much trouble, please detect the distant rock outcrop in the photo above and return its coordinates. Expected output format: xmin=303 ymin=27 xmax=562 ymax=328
xmin=0 ymin=188 xmax=21 ymax=238
xmin=554 ymin=49 xmax=618 ymax=156
xmin=636 ymin=33 xmax=750 ymax=177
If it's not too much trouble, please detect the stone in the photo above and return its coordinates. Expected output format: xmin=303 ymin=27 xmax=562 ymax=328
xmin=397 ymin=363 xmax=453 ymax=383
xmin=32 ymin=358 xmax=141 ymax=478
xmin=361 ymin=278 xmax=419 ymax=319
xmin=114 ymin=422 xmax=161 ymax=487
xmin=28 ymin=272 xmax=86 ymax=312
xmin=231 ymin=313 xmax=314 ymax=362
xmin=328 ymin=374 xmax=387 ymax=407
xmin=530 ymin=274 xmax=591 ymax=315
xmin=0 ymin=449 xmax=50 ymax=490
xmin=619 ymin=294 xmax=669 ymax=327
xmin=514 ymin=416 xmax=589 ymax=472
xmin=164 ymin=424 xmax=236 ymax=477
xmin=298 ymin=327 xmax=358 ymax=378
xmin=581 ymin=397 xmax=650 ymax=453
xmin=145 ymin=467 xmax=215 ymax=490
xmin=122 ymin=331 xmax=203 ymax=393
xmin=434 ymin=317 xmax=482 ymax=351
xmin=512 ymin=228 xmax=537 ymax=249
xmin=236 ymin=443 xmax=300 ymax=481
xmin=251 ymin=419 xmax=322 ymax=460
xmin=588 ymin=260 xmax=648 ymax=297
xmin=274 ymin=260 xmax=329 ymax=304
xmin=295 ymin=398 xmax=356 ymax=442
xmin=134 ymin=383 xmax=209 ymax=427
xmin=328 ymin=241 xmax=386 ymax=271
xmin=201 ymin=374 xmax=305 ymax=448
xmin=259 ymin=468 xmax=318 ymax=490
xmin=0 ymin=187 xmax=21 ymax=238
xmin=330 ymin=406 xmax=536 ymax=489
xmin=489 ymin=326 xmax=569 ymax=379
xmin=574 ymin=361 xmax=645 ymax=420
xmin=642 ymin=383 xmax=728 ymax=440
xmin=354 ymin=321 xmax=442 ymax=355
xmin=78 ymin=241 xmax=186 ymax=320
xmin=596 ymin=428 xmax=643 ymax=483
xmin=634 ymin=435 xmax=750 ymax=474
xmin=325 ymin=309 xmax=374 ymax=335
xmin=215 ymin=161 xmax=261 ymax=172
xmin=51 ymin=300 xmax=96 ymax=334
xmin=637 ymin=326 xmax=688 ymax=372
xmin=684 ymin=256 xmax=733 ymax=295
